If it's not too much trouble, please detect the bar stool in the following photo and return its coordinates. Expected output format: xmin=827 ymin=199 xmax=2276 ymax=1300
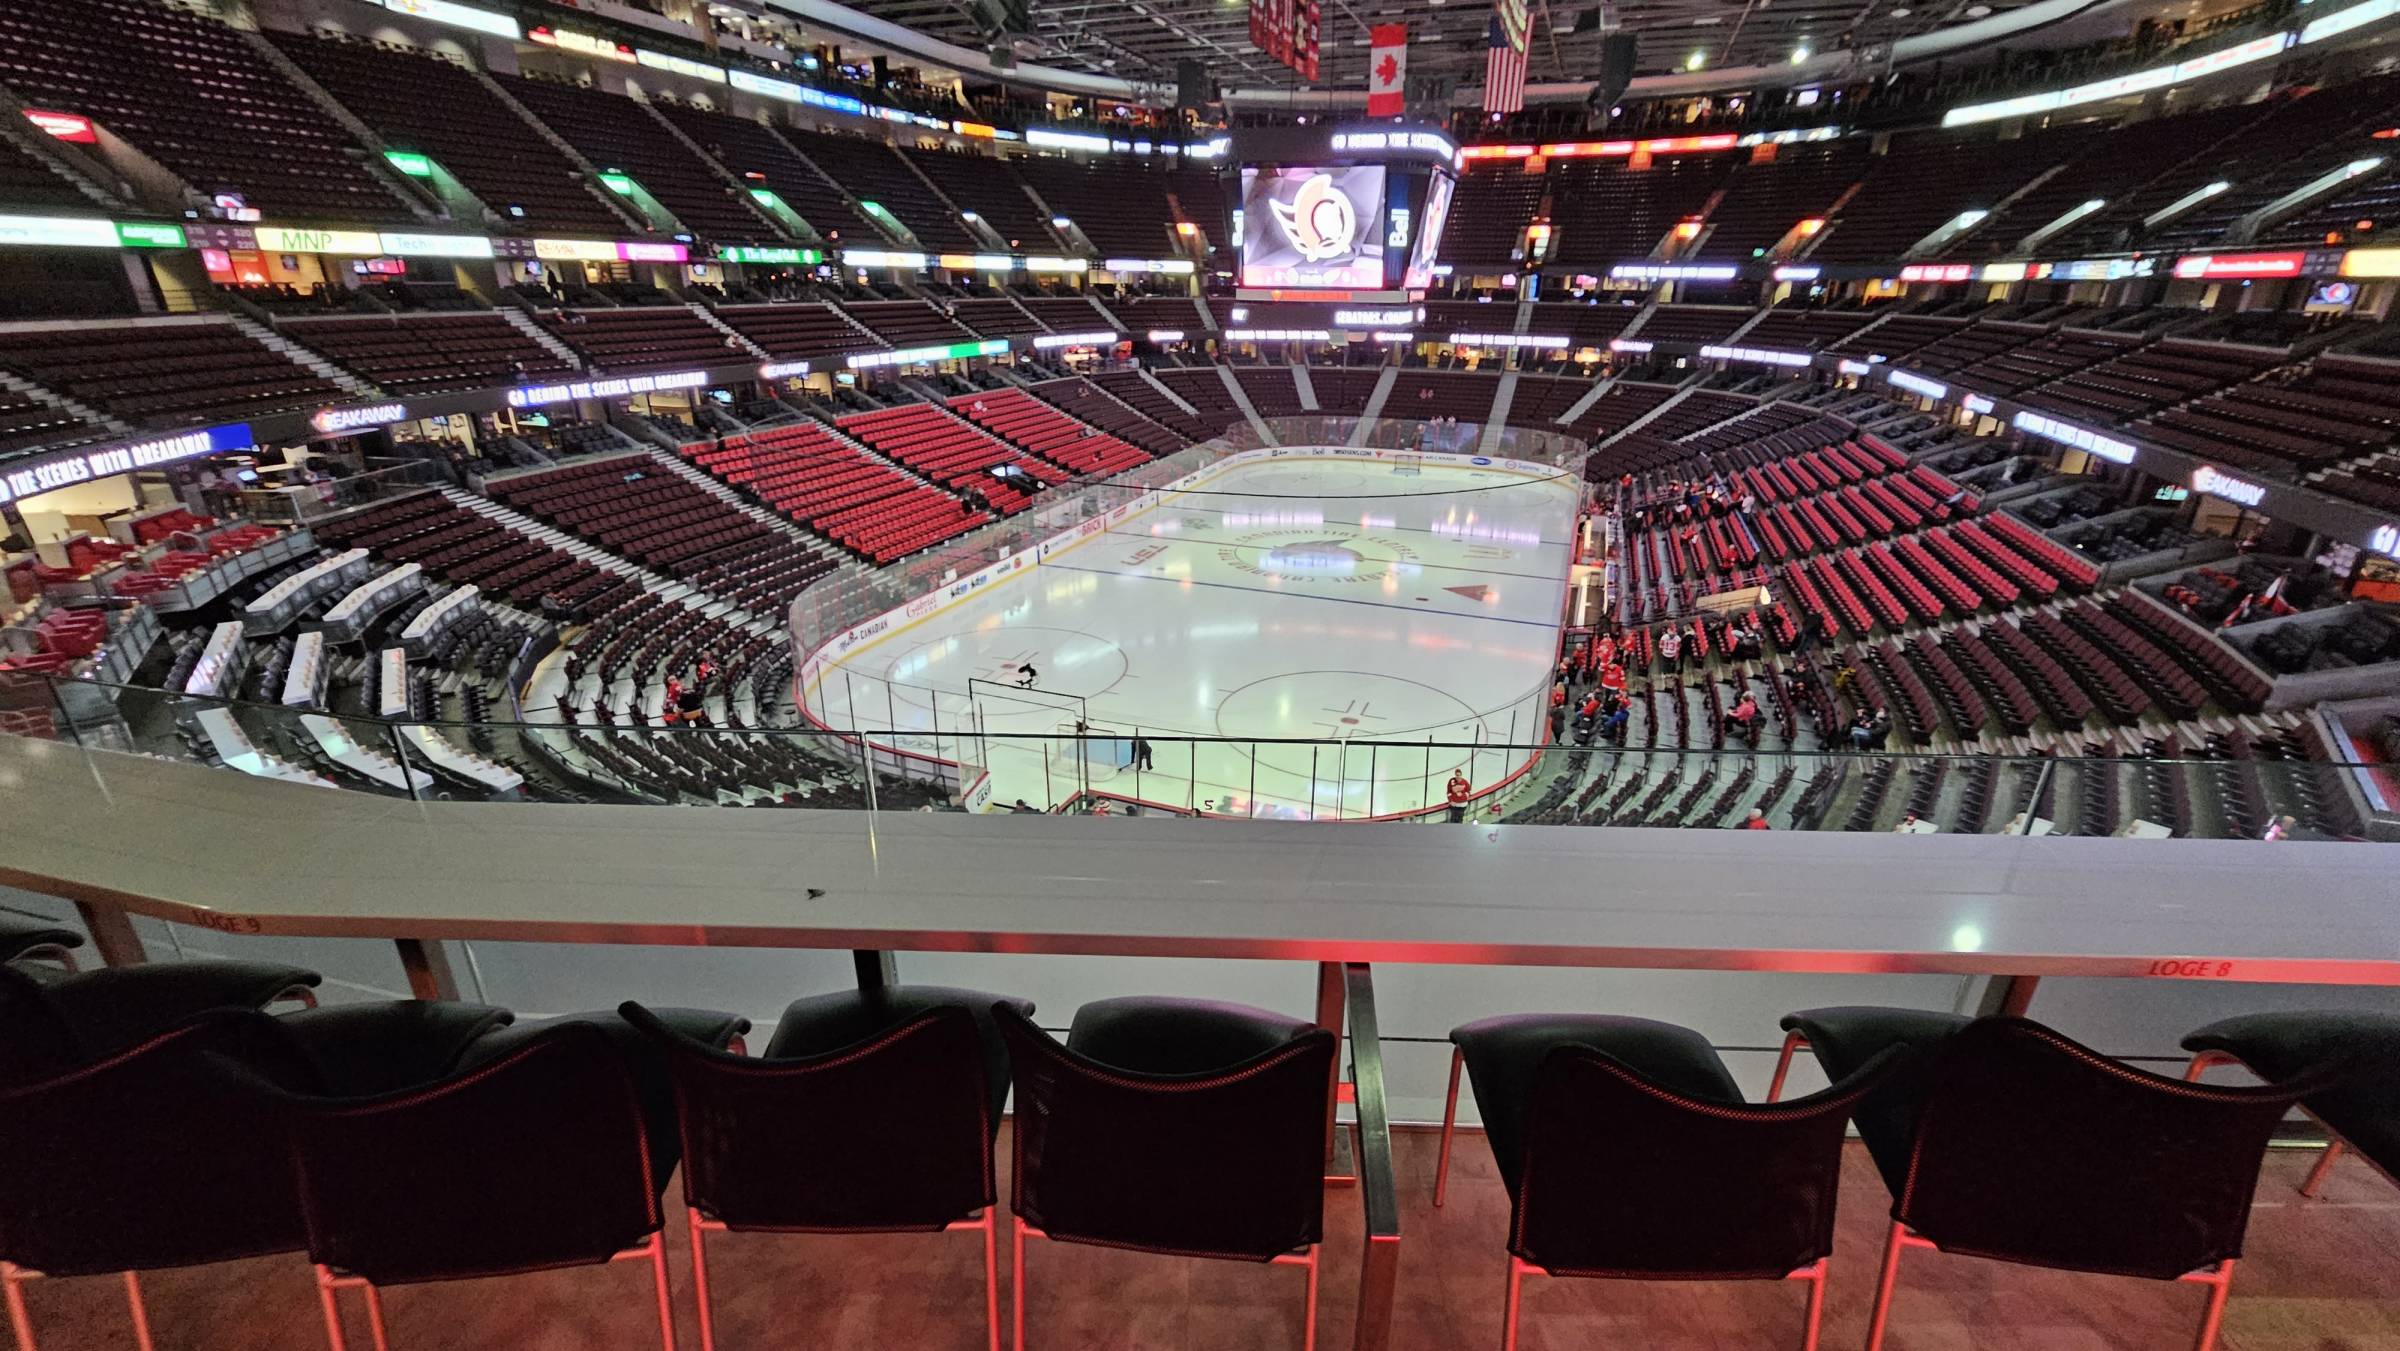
xmin=996 ymin=998 xmax=1336 ymax=1351
xmin=0 ymin=916 xmax=81 ymax=972
xmin=623 ymin=985 xmax=1032 ymax=1351
xmin=2183 ymin=1010 xmax=2400 ymax=1197
xmin=0 ymin=1008 xmax=324 ymax=1351
xmin=1435 ymin=1014 xmax=1907 ymax=1351
xmin=1 ymin=995 xmax=513 ymax=1348
xmin=1784 ymin=1013 xmax=2334 ymax=1351
xmin=285 ymin=1020 xmax=706 ymax=1351
xmin=1762 ymin=1005 xmax=1968 ymax=1192
xmin=1 ymin=961 xmax=322 ymax=1082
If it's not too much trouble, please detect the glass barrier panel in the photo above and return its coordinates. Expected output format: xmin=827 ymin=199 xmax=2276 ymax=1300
xmin=15 ymin=673 xmax=2382 ymax=840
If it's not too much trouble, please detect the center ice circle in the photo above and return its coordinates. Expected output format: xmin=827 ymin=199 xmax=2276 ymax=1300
xmin=1258 ymin=539 xmax=1367 ymax=574
xmin=1214 ymin=670 xmax=1488 ymax=743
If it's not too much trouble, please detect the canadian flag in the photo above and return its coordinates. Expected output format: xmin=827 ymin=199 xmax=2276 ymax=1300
xmin=1367 ymin=23 xmax=1407 ymax=117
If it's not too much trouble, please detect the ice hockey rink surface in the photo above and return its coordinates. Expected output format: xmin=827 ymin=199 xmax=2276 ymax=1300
xmin=804 ymin=450 xmax=1581 ymax=817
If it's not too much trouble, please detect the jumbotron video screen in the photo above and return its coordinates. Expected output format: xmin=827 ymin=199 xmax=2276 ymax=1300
xmin=1239 ymin=164 xmax=1389 ymax=290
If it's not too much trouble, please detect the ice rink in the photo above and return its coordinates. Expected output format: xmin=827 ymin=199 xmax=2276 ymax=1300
xmin=804 ymin=450 xmax=1581 ymax=817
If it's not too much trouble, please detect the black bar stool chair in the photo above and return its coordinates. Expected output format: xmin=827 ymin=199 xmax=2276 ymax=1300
xmin=1 ymin=960 xmax=322 ymax=1082
xmin=284 ymin=1019 xmax=708 ymax=1351
xmin=1434 ymin=1014 xmax=1906 ymax=1351
xmin=2183 ymin=1010 xmax=2400 ymax=1197
xmin=996 ymin=998 xmax=1336 ymax=1351
xmin=1783 ymin=1013 xmax=2333 ymax=1351
xmin=621 ymin=985 xmax=1031 ymax=1351
xmin=0 ymin=915 xmax=81 ymax=973
xmin=0 ymin=1008 xmax=324 ymax=1351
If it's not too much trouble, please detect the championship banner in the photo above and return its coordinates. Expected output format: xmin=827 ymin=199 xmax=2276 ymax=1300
xmin=1250 ymin=0 xmax=1319 ymax=79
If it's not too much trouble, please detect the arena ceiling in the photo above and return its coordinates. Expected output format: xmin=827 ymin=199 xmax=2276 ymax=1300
xmin=835 ymin=0 xmax=2055 ymax=93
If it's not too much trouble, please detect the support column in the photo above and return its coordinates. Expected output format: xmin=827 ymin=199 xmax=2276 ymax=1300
xmin=73 ymin=902 xmax=146 ymax=967
xmin=394 ymin=938 xmax=460 ymax=1000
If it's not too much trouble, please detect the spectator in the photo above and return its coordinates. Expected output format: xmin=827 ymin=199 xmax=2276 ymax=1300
xmin=1740 ymin=808 xmax=1770 ymax=830
xmin=1723 ymin=693 xmax=1760 ymax=740
xmin=1445 ymin=770 xmax=1472 ymax=823
xmin=1656 ymin=626 xmax=1682 ymax=672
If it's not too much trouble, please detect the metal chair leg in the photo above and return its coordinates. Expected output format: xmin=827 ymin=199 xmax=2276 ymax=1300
xmin=1864 ymin=1221 xmax=1907 ymax=1351
xmin=1300 ymin=1244 xmax=1319 ymax=1351
xmin=121 ymin=1272 xmax=153 ymax=1351
xmin=687 ymin=1210 xmax=717 ymax=1351
xmin=314 ymin=1267 xmax=348 ymax=1351
xmin=1789 ymin=1259 xmax=1827 ymax=1351
xmin=1011 ymin=1217 xmax=1029 ymax=1351
xmin=2182 ymin=1260 xmax=2235 ymax=1351
xmin=361 ymin=1285 xmax=390 ymax=1351
xmin=645 ymin=1236 xmax=678 ymax=1351
xmin=1435 ymin=1047 xmax=1463 ymax=1207
xmin=2300 ymin=1142 xmax=2345 ymax=1198
xmin=4 ymin=1263 xmax=38 ymax=1351
xmin=1767 ymin=1030 xmax=1809 ymax=1103
xmin=2182 ymin=1050 xmax=2239 ymax=1082
xmin=980 ymin=1212 xmax=1002 ymax=1351
xmin=1500 ymin=1257 xmax=1528 ymax=1351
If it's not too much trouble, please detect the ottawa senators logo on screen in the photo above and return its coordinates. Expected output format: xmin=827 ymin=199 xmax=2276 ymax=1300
xmin=1268 ymin=173 xmax=1357 ymax=263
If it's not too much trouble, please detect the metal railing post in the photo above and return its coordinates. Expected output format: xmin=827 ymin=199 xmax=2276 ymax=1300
xmin=1344 ymin=963 xmax=1400 ymax=1351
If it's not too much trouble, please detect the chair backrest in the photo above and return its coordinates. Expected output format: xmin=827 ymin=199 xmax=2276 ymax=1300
xmin=1897 ymin=1017 xmax=2327 ymax=1279
xmin=1512 ymin=1043 xmax=1905 ymax=1278
xmin=0 ymin=1008 xmax=322 ymax=1275
xmin=0 ymin=964 xmax=82 ymax=1084
xmin=621 ymin=1001 xmax=995 ymax=1231
xmin=286 ymin=1022 xmax=664 ymax=1285
xmin=998 ymin=1005 xmax=1335 ymax=1262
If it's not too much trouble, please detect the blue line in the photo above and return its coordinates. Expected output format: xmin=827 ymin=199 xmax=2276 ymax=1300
xmin=1039 ymin=559 xmax=1565 ymax=629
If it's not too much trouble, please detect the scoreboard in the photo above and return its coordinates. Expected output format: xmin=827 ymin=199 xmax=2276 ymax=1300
xmin=1232 ymin=124 xmax=1458 ymax=304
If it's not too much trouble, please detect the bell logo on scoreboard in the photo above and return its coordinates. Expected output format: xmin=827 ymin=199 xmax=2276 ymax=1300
xmin=1268 ymin=173 xmax=1358 ymax=263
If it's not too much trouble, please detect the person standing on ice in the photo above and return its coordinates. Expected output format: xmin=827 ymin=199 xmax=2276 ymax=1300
xmin=1016 ymin=662 xmax=1039 ymax=688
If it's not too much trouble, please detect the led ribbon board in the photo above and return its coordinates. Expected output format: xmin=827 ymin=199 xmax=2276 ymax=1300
xmin=1032 ymin=332 xmax=1119 ymax=349
xmin=1701 ymin=344 xmax=1812 ymax=367
xmin=0 ymin=423 xmax=253 ymax=504
xmin=1887 ymin=371 xmax=1949 ymax=400
xmin=2191 ymin=465 xmax=2267 ymax=507
xmin=846 ymin=340 xmax=1010 ymax=369
xmin=310 ymin=404 xmax=408 ymax=434
xmin=2013 ymin=410 xmax=2137 ymax=464
xmin=507 ymin=371 xmax=709 ymax=407
xmin=1449 ymin=332 xmax=1568 ymax=348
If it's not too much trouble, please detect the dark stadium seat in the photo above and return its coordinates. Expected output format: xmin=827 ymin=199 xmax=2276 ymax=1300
xmin=997 ymin=999 xmax=1334 ymax=1351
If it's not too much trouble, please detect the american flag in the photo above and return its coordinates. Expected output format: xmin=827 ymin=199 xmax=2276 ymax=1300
xmin=1484 ymin=0 xmax=1530 ymax=114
